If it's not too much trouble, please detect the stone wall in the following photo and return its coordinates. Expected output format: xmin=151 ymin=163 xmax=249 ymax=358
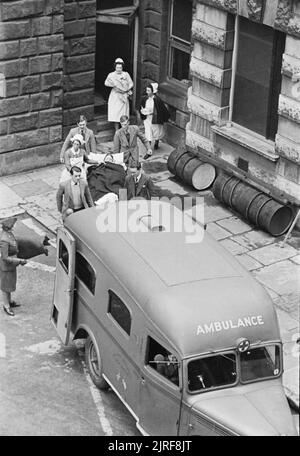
xmin=186 ymin=0 xmax=300 ymax=205
xmin=186 ymin=3 xmax=234 ymax=153
xmin=63 ymin=0 xmax=96 ymax=137
xmin=0 ymin=0 xmax=64 ymax=175
xmin=137 ymin=0 xmax=190 ymax=147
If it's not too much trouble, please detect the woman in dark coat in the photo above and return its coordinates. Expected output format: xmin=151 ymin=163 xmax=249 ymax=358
xmin=0 ymin=218 xmax=27 ymax=316
xmin=140 ymin=82 xmax=170 ymax=155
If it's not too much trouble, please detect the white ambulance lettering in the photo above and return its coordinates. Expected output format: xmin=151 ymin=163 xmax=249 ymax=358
xmin=196 ymin=315 xmax=265 ymax=335
xmin=214 ymin=321 xmax=222 ymax=332
xmin=251 ymin=316 xmax=258 ymax=325
xmin=204 ymin=323 xmax=214 ymax=333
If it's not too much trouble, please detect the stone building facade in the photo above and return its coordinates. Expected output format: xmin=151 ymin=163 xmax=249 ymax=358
xmin=185 ymin=0 xmax=300 ymax=207
xmin=0 ymin=0 xmax=300 ymax=211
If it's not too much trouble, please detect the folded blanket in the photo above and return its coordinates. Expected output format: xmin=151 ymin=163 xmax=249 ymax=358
xmin=87 ymin=162 xmax=126 ymax=202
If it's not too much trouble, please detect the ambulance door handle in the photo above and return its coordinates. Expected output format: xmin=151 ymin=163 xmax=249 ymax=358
xmin=141 ymin=377 xmax=146 ymax=385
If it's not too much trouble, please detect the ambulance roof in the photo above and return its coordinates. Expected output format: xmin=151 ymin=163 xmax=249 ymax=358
xmin=66 ymin=201 xmax=280 ymax=356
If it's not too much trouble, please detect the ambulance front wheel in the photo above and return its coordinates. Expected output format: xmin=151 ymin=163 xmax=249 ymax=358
xmin=85 ymin=336 xmax=109 ymax=390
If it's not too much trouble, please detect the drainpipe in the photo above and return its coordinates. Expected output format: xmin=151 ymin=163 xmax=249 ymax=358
xmin=228 ymin=15 xmax=239 ymax=126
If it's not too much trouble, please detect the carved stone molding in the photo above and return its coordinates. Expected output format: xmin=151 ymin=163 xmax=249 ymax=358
xmin=192 ymin=19 xmax=233 ymax=50
xmin=281 ymin=53 xmax=300 ymax=79
xmin=195 ymin=0 xmax=238 ymax=15
xmin=278 ymin=94 xmax=300 ymax=124
xmin=246 ymin=0 xmax=264 ymax=22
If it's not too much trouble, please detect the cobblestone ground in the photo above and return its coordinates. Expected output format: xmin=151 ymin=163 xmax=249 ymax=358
xmin=0 ymin=141 xmax=299 ymax=413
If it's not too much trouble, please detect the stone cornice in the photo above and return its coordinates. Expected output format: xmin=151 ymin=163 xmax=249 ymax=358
xmin=278 ymin=94 xmax=300 ymax=124
xmin=195 ymin=0 xmax=237 ymax=15
xmin=275 ymin=133 xmax=300 ymax=164
xmin=195 ymin=0 xmax=300 ymax=38
xmin=192 ymin=18 xmax=233 ymax=50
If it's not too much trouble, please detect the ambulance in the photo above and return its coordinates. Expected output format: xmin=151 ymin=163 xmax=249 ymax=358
xmin=51 ymin=200 xmax=297 ymax=436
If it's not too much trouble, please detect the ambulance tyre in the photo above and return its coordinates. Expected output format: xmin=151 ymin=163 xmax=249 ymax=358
xmin=85 ymin=336 xmax=109 ymax=390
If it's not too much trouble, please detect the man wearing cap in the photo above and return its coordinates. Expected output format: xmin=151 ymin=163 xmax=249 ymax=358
xmin=0 ymin=218 xmax=27 ymax=316
xmin=56 ymin=166 xmax=95 ymax=222
xmin=113 ymin=115 xmax=152 ymax=167
xmin=60 ymin=115 xmax=97 ymax=163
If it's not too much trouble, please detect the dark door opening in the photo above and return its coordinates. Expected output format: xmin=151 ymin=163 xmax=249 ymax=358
xmin=95 ymin=1 xmax=136 ymax=116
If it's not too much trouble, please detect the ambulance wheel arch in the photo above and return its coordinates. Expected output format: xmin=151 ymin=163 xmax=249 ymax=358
xmin=85 ymin=335 xmax=109 ymax=390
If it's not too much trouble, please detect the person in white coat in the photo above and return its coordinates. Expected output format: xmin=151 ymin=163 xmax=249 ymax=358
xmin=104 ymin=58 xmax=133 ymax=132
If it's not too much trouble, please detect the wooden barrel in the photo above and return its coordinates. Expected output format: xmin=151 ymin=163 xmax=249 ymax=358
xmin=175 ymin=151 xmax=196 ymax=179
xmin=183 ymin=158 xmax=216 ymax=190
xmin=167 ymin=149 xmax=187 ymax=175
xmin=213 ymin=173 xmax=293 ymax=236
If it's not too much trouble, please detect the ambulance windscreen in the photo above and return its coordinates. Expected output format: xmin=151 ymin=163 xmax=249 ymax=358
xmin=188 ymin=353 xmax=237 ymax=392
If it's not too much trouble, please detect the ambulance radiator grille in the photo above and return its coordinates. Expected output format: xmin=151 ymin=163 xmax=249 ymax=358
xmin=193 ymin=413 xmax=233 ymax=436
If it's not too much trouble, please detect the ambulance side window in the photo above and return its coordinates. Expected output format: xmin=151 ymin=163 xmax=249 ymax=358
xmin=146 ymin=337 xmax=179 ymax=386
xmin=75 ymin=252 xmax=96 ymax=295
xmin=108 ymin=290 xmax=131 ymax=335
xmin=59 ymin=240 xmax=69 ymax=272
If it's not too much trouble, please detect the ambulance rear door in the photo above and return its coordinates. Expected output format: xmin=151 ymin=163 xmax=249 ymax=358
xmin=51 ymin=227 xmax=76 ymax=345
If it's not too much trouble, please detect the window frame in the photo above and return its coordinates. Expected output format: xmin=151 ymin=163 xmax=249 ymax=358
xmin=186 ymin=350 xmax=238 ymax=395
xmin=145 ymin=336 xmax=180 ymax=387
xmin=107 ymin=290 xmax=132 ymax=336
xmin=58 ymin=239 xmax=69 ymax=273
xmin=75 ymin=251 xmax=96 ymax=295
xmin=167 ymin=0 xmax=192 ymax=86
xmin=231 ymin=16 xmax=285 ymax=142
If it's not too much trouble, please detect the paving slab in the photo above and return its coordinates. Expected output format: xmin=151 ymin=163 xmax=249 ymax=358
xmin=231 ymin=230 xmax=275 ymax=250
xmin=275 ymin=308 xmax=299 ymax=332
xmin=217 ymin=216 xmax=252 ymax=235
xmin=273 ymin=293 xmax=300 ymax=321
xmin=155 ymin=179 xmax=189 ymax=196
xmin=25 ymin=190 xmax=61 ymax=220
xmin=235 ymin=253 xmax=263 ymax=271
xmin=254 ymin=261 xmax=300 ymax=296
xmin=0 ymin=183 xmax=25 ymax=208
xmin=202 ymin=204 xmax=233 ymax=223
xmin=11 ymin=180 xmax=54 ymax=198
xmin=20 ymin=202 xmax=59 ymax=229
xmin=0 ymin=173 xmax=33 ymax=186
xmin=290 ymin=255 xmax=300 ymax=265
xmin=264 ymin=287 xmax=280 ymax=300
xmin=219 ymin=238 xmax=249 ymax=255
xmin=248 ymin=243 xmax=299 ymax=266
xmin=0 ymin=206 xmax=25 ymax=219
xmin=206 ymin=222 xmax=232 ymax=240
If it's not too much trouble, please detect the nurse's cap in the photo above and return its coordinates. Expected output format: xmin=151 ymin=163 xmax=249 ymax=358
xmin=115 ymin=57 xmax=124 ymax=64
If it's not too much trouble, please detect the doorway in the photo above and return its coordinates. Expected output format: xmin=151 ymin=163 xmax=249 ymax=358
xmin=95 ymin=0 xmax=138 ymax=116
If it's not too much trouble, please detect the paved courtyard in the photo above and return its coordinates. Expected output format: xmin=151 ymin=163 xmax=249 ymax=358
xmin=0 ymin=141 xmax=299 ymax=412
